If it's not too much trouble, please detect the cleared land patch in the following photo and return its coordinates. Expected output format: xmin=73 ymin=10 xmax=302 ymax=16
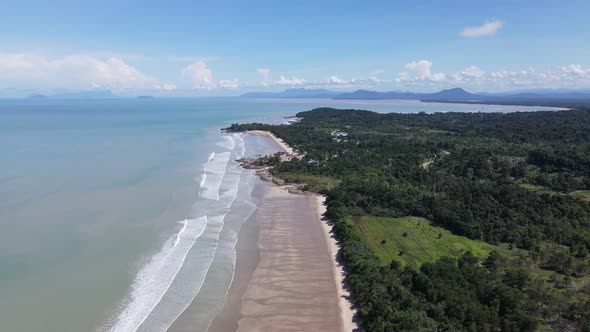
xmin=275 ymin=172 xmax=341 ymax=192
xmin=353 ymin=216 xmax=497 ymax=268
xmin=571 ymin=190 xmax=590 ymax=202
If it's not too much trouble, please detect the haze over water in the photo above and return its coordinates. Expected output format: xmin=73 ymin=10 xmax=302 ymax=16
xmin=0 ymin=98 xmax=560 ymax=332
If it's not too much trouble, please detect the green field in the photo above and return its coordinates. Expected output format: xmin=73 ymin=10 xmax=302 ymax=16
xmin=571 ymin=190 xmax=590 ymax=202
xmin=353 ymin=216 xmax=497 ymax=268
xmin=275 ymin=172 xmax=341 ymax=192
xmin=519 ymin=183 xmax=561 ymax=196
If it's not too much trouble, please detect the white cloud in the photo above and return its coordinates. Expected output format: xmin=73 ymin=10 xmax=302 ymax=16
xmin=218 ymin=78 xmax=239 ymax=89
xmin=0 ymin=53 xmax=158 ymax=90
xmin=460 ymin=19 xmax=504 ymax=38
xmin=273 ymin=75 xmax=306 ymax=86
xmin=180 ymin=61 xmax=240 ymax=89
xmin=451 ymin=65 xmax=485 ymax=81
xmin=182 ymin=60 xmax=214 ymax=88
xmin=398 ymin=60 xmax=446 ymax=82
xmin=328 ymin=75 xmax=347 ymax=84
xmin=561 ymin=64 xmax=588 ymax=76
xmin=155 ymin=83 xmax=177 ymax=91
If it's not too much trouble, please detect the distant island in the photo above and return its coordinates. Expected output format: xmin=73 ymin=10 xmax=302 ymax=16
xmin=240 ymin=87 xmax=590 ymax=107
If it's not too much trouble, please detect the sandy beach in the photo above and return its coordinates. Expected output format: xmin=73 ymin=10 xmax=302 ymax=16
xmin=209 ymin=131 xmax=356 ymax=332
xmin=245 ymin=130 xmax=299 ymax=157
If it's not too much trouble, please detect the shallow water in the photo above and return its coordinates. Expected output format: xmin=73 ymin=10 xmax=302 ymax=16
xmin=0 ymin=98 xmax=561 ymax=332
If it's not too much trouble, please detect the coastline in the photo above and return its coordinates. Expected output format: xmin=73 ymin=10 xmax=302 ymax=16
xmin=210 ymin=130 xmax=356 ymax=331
xmin=245 ymin=130 xmax=302 ymax=158
xmin=314 ymin=195 xmax=357 ymax=332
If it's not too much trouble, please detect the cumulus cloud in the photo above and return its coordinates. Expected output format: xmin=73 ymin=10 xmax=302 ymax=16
xmin=460 ymin=19 xmax=504 ymax=38
xmin=180 ymin=60 xmax=241 ymax=89
xmin=451 ymin=65 xmax=485 ymax=81
xmin=398 ymin=60 xmax=446 ymax=82
xmin=155 ymin=83 xmax=177 ymax=91
xmin=273 ymin=75 xmax=306 ymax=86
xmin=328 ymin=75 xmax=347 ymax=84
xmin=218 ymin=78 xmax=239 ymax=89
xmin=182 ymin=60 xmax=214 ymax=88
xmin=0 ymin=53 xmax=160 ymax=91
xmin=561 ymin=64 xmax=588 ymax=76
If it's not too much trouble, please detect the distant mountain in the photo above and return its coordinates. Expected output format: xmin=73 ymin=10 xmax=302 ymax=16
xmin=336 ymin=88 xmax=482 ymax=101
xmin=479 ymin=88 xmax=590 ymax=96
xmin=240 ymin=88 xmax=340 ymax=98
xmin=238 ymin=87 xmax=590 ymax=106
xmin=333 ymin=90 xmax=422 ymax=100
xmin=426 ymin=88 xmax=482 ymax=101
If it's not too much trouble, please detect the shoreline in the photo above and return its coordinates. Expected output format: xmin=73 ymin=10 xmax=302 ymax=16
xmin=253 ymin=129 xmax=357 ymax=331
xmin=211 ymin=130 xmax=356 ymax=331
xmin=245 ymin=130 xmax=299 ymax=157
xmin=314 ymin=195 xmax=357 ymax=332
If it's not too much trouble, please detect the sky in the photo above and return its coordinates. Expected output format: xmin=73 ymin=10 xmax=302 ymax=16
xmin=1 ymin=0 xmax=590 ymax=96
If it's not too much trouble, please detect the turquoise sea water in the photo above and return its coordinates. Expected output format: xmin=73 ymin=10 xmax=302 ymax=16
xmin=0 ymin=98 xmax=561 ymax=332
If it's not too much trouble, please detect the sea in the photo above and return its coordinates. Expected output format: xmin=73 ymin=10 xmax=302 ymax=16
xmin=0 ymin=98 xmax=561 ymax=332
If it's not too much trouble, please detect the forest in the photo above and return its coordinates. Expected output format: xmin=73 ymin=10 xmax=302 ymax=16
xmin=227 ymin=107 xmax=590 ymax=331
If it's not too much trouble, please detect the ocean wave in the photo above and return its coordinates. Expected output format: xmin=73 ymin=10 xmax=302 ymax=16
xmin=198 ymin=152 xmax=216 ymax=188
xmin=233 ymin=133 xmax=246 ymax=159
xmin=216 ymin=135 xmax=236 ymax=150
xmin=109 ymin=147 xmax=249 ymax=332
xmin=199 ymin=152 xmax=230 ymax=200
xmin=106 ymin=217 xmax=207 ymax=332
xmin=136 ymin=160 xmax=244 ymax=331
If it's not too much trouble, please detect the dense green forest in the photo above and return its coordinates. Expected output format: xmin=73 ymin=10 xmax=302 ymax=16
xmin=227 ymin=107 xmax=590 ymax=331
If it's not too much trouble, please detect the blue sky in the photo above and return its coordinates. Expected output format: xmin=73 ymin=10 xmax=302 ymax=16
xmin=1 ymin=0 xmax=590 ymax=96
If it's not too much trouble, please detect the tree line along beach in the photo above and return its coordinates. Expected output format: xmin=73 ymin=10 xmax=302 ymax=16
xmin=225 ymin=106 xmax=590 ymax=331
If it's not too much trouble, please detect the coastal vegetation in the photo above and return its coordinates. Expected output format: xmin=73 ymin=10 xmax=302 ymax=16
xmin=228 ymin=107 xmax=590 ymax=331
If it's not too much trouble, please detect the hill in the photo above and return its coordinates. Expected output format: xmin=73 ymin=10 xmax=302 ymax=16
xmin=239 ymin=87 xmax=590 ymax=106
xmin=240 ymin=88 xmax=340 ymax=98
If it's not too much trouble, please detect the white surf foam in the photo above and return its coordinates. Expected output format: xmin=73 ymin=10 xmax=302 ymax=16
xmin=109 ymin=147 xmax=248 ymax=332
xmin=216 ymin=135 xmax=236 ymax=150
xmin=137 ymin=158 xmax=245 ymax=331
xmin=198 ymin=152 xmax=216 ymax=188
xmin=199 ymin=152 xmax=230 ymax=200
xmin=233 ymin=133 xmax=246 ymax=158
xmin=107 ymin=217 xmax=207 ymax=332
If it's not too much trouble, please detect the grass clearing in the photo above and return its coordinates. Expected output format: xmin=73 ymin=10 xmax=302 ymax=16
xmin=353 ymin=216 xmax=497 ymax=268
xmin=519 ymin=183 xmax=561 ymax=196
xmin=571 ymin=190 xmax=590 ymax=202
xmin=275 ymin=171 xmax=341 ymax=192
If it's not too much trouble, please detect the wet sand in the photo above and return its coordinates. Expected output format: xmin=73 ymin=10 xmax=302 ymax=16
xmin=239 ymin=185 xmax=342 ymax=331
xmin=246 ymin=130 xmax=297 ymax=155
xmin=210 ymin=184 xmax=352 ymax=332
xmin=209 ymin=132 xmax=356 ymax=332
